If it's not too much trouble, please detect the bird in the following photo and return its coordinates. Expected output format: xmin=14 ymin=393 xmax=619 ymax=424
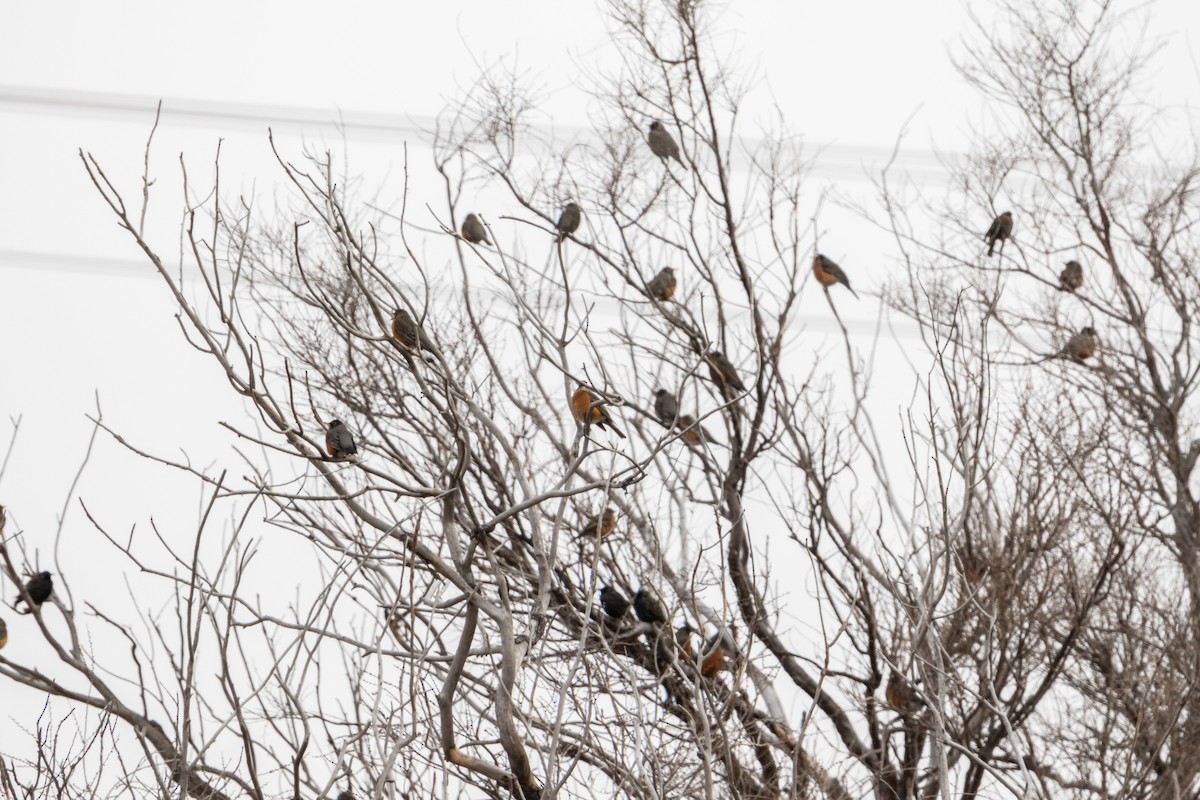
xmin=675 ymin=624 xmax=696 ymax=657
xmin=1059 ymin=260 xmax=1084 ymax=292
xmin=1062 ymin=326 xmax=1098 ymax=361
xmin=16 ymin=571 xmax=53 ymax=612
xmin=886 ymin=670 xmax=923 ymax=712
xmin=580 ymin=508 xmax=618 ymax=539
xmin=677 ymin=414 xmax=713 ymax=447
xmin=700 ymin=634 xmax=728 ymax=678
xmin=812 ymin=254 xmax=860 ymax=299
xmin=571 ymin=386 xmax=626 ymax=439
xmin=706 ymin=351 xmax=747 ymax=394
xmin=460 ymin=213 xmax=491 ymax=245
xmin=336 ymin=792 xmax=355 ymax=800
xmin=392 ymin=308 xmax=440 ymax=357
xmin=653 ymin=389 xmax=679 ymax=426
xmin=600 ymin=586 xmax=631 ymax=618
xmin=984 ymin=211 xmax=1013 ymax=257
xmin=633 ymin=587 xmax=668 ymax=625
xmin=555 ymin=202 xmax=582 ymax=242
xmin=325 ymin=419 xmax=358 ymax=460
xmin=647 ymin=121 xmax=684 ymax=165
xmin=646 ymin=267 xmax=677 ymax=301
xmin=0 ymin=616 xmax=7 ymax=651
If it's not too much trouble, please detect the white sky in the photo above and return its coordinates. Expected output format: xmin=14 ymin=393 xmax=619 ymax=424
xmin=2 ymin=0 xmax=1200 ymax=787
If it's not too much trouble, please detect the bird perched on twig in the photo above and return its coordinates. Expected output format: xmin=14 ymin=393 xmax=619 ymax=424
xmin=633 ymin=587 xmax=669 ymax=625
xmin=647 ymin=121 xmax=684 ymax=166
xmin=325 ymin=419 xmax=358 ymax=460
xmin=706 ymin=351 xmax=747 ymax=395
xmin=653 ymin=389 xmax=679 ymax=426
xmin=556 ymin=202 xmax=582 ymax=243
xmin=677 ymin=414 xmax=719 ymax=447
xmin=460 ymin=213 xmax=491 ymax=245
xmin=0 ymin=616 xmax=7 ymax=651
xmin=600 ymin=586 xmax=631 ymax=619
xmin=646 ymin=267 xmax=677 ymax=301
xmin=886 ymin=670 xmax=924 ymax=712
xmin=571 ymin=386 xmax=626 ymax=439
xmin=812 ymin=254 xmax=860 ymax=299
xmin=392 ymin=308 xmax=441 ymax=359
xmin=700 ymin=633 xmax=729 ymax=678
xmin=1059 ymin=260 xmax=1084 ymax=292
xmin=1062 ymin=326 xmax=1098 ymax=362
xmin=16 ymin=571 xmax=53 ymax=613
xmin=984 ymin=211 xmax=1013 ymax=257
xmin=580 ymin=508 xmax=618 ymax=539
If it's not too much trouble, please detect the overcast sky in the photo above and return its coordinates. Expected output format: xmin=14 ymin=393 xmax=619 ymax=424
xmin=2 ymin=0 xmax=1199 ymax=765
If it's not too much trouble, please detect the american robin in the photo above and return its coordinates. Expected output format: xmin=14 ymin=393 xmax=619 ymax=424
xmin=571 ymin=386 xmax=627 ymax=439
xmin=391 ymin=308 xmax=440 ymax=357
xmin=677 ymin=414 xmax=706 ymax=446
xmin=0 ymin=616 xmax=7 ymax=651
xmin=16 ymin=571 xmax=53 ymax=612
xmin=1062 ymin=326 xmax=1098 ymax=361
xmin=646 ymin=267 xmax=677 ymax=301
xmin=556 ymin=202 xmax=582 ymax=242
xmin=984 ymin=211 xmax=1013 ymax=257
xmin=460 ymin=213 xmax=491 ymax=245
xmin=647 ymin=121 xmax=684 ymax=166
xmin=700 ymin=634 xmax=728 ymax=678
xmin=886 ymin=670 xmax=923 ymax=712
xmin=706 ymin=351 xmax=747 ymax=394
xmin=1059 ymin=260 xmax=1084 ymax=292
xmin=812 ymin=254 xmax=860 ymax=299
xmin=653 ymin=389 xmax=679 ymax=426
xmin=325 ymin=419 xmax=358 ymax=460
xmin=600 ymin=585 xmax=631 ymax=618
xmin=675 ymin=624 xmax=696 ymax=657
xmin=633 ymin=587 xmax=668 ymax=625
xmin=580 ymin=508 xmax=618 ymax=539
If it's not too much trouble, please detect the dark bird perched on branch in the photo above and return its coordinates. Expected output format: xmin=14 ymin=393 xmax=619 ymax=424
xmin=16 ymin=571 xmax=53 ymax=613
xmin=653 ymin=389 xmax=679 ymax=426
xmin=600 ymin=586 xmax=631 ymax=619
xmin=984 ymin=211 xmax=1013 ymax=257
xmin=647 ymin=120 xmax=684 ymax=166
xmin=555 ymin=202 xmax=582 ymax=242
xmin=706 ymin=351 xmax=747 ymax=395
xmin=633 ymin=587 xmax=668 ymax=625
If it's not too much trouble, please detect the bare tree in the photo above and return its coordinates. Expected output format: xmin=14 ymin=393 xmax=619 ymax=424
xmin=3 ymin=1 xmax=1197 ymax=799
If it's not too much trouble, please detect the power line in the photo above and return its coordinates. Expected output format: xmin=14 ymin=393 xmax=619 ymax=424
xmin=0 ymin=84 xmax=956 ymax=182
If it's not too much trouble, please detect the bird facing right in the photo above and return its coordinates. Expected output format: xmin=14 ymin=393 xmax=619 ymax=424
xmin=16 ymin=571 xmax=53 ymax=612
xmin=1063 ymin=326 xmax=1098 ymax=361
xmin=646 ymin=267 xmax=677 ymax=301
xmin=633 ymin=587 xmax=669 ymax=625
xmin=326 ymin=419 xmax=358 ymax=460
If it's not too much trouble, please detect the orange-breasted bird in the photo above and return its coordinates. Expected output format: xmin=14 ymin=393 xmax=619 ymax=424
xmin=392 ymin=308 xmax=440 ymax=357
xmin=1059 ymin=260 xmax=1083 ymax=292
xmin=633 ymin=587 xmax=668 ymax=625
xmin=600 ymin=586 xmax=631 ymax=618
xmin=675 ymin=624 xmax=696 ymax=658
xmin=326 ymin=419 xmax=357 ymax=460
xmin=1062 ymin=326 xmax=1098 ymax=361
xmin=16 ymin=571 xmax=53 ymax=613
xmin=647 ymin=121 xmax=684 ymax=165
xmin=700 ymin=634 xmax=728 ymax=678
xmin=646 ymin=267 xmax=676 ymax=301
xmin=0 ymin=616 xmax=7 ymax=651
xmin=571 ymin=386 xmax=626 ymax=439
xmin=886 ymin=670 xmax=923 ymax=712
xmin=812 ymin=254 xmax=860 ymax=299
xmin=580 ymin=508 xmax=618 ymax=539
xmin=653 ymin=389 xmax=679 ymax=426
xmin=556 ymin=202 xmax=582 ymax=242
xmin=706 ymin=351 xmax=747 ymax=394
xmin=984 ymin=211 xmax=1013 ymax=257
xmin=461 ymin=213 xmax=491 ymax=245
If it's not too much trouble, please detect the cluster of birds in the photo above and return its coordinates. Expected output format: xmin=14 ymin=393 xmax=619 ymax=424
xmin=597 ymin=584 xmax=728 ymax=679
xmin=2 ymin=571 xmax=55 ymax=651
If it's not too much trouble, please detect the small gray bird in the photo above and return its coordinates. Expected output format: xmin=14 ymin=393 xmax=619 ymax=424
xmin=648 ymin=121 xmax=684 ymax=165
xmin=653 ymin=389 xmax=679 ymax=425
xmin=392 ymin=308 xmax=441 ymax=358
xmin=1062 ymin=326 xmax=1098 ymax=361
xmin=984 ymin=211 xmax=1013 ymax=257
xmin=706 ymin=351 xmax=747 ymax=394
xmin=460 ymin=213 xmax=491 ymax=245
xmin=326 ymin=419 xmax=358 ymax=460
xmin=1059 ymin=260 xmax=1083 ymax=292
xmin=646 ymin=267 xmax=677 ymax=301
xmin=556 ymin=202 xmax=582 ymax=242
